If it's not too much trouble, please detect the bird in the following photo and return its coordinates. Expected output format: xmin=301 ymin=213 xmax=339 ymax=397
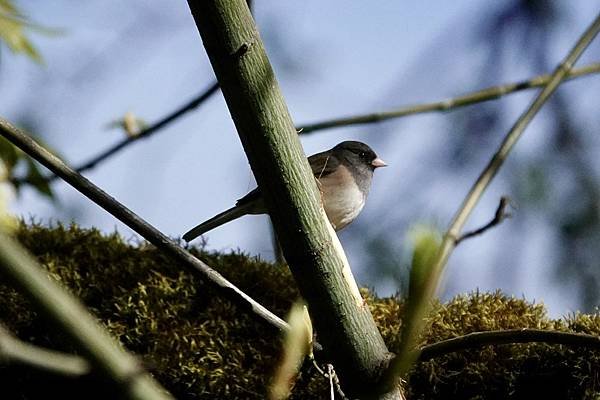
xmin=182 ymin=141 xmax=387 ymax=242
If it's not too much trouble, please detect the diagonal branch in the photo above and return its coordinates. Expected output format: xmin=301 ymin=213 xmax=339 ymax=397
xmin=74 ymin=82 xmax=220 ymax=175
xmin=418 ymin=329 xmax=600 ymax=361
xmin=381 ymin=12 xmax=600 ymax=387
xmin=11 ymin=63 xmax=600 ymax=186
xmin=455 ymin=196 xmax=512 ymax=245
xmin=186 ymin=1 xmax=400 ymax=398
xmin=0 ymin=117 xmax=289 ymax=334
xmin=0 ymin=325 xmax=91 ymax=377
xmin=12 ymin=2 xmax=258 ymax=186
xmin=13 ymin=81 xmax=220 ymax=185
xmin=0 ymin=231 xmax=172 ymax=399
xmin=298 ymin=62 xmax=600 ymax=134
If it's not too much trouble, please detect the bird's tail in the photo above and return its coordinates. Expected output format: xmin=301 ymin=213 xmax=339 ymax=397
xmin=182 ymin=204 xmax=251 ymax=242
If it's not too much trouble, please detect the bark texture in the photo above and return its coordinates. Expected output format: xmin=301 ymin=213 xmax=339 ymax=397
xmin=186 ymin=1 xmax=400 ymax=397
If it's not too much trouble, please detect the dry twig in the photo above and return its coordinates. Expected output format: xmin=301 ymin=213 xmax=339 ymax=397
xmin=455 ymin=196 xmax=512 ymax=245
xmin=298 ymin=62 xmax=600 ymax=134
xmin=382 ymin=11 xmax=600 ymax=387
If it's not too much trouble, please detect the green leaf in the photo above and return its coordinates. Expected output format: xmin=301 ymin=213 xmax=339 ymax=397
xmin=0 ymin=0 xmax=60 ymax=64
xmin=24 ymin=158 xmax=53 ymax=199
xmin=270 ymin=302 xmax=312 ymax=400
xmin=0 ymin=133 xmax=57 ymax=200
xmin=408 ymin=224 xmax=442 ymax=301
xmin=0 ymin=136 xmax=20 ymax=172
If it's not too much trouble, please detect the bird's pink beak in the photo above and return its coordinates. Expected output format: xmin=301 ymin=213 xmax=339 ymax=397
xmin=371 ymin=158 xmax=387 ymax=168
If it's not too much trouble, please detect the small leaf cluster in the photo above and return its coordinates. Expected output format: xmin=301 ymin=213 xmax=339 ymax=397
xmin=0 ymin=136 xmax=54 ymax=198
xmin=0 ymin=0 xmax=61 ymax=63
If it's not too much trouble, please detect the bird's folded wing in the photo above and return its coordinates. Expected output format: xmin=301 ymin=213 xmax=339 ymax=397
xmin=309 ymin=151 xmax=340 ymax=179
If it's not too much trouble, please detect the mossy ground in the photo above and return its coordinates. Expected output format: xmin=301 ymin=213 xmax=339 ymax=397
xmin=0 ymin=224 xmax=599 ymax=399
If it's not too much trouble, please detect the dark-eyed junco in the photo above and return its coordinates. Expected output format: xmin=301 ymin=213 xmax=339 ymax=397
xmin=183 ymin=141 xmax=386 ymax=242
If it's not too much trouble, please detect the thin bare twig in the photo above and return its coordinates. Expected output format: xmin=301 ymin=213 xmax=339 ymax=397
xmin=325 ymin=363 xmax=351 ymax=400
xmin=0 ymin=325 xmax=90 ymax=377
xmin=328 ymin=364 xmax=335 ymax=400
xmin=455 ymin=196 xmax=512 ymax=245
xmin=298 ymin=62 xmax=600 ymax=134
xmin=0 ymin=117 xmax=289 ymax=334
xmin=309 ymin=359 xmax=353 ymax=400
xmin=13 ymin=81 xmax=220 ymax=185
xmin=418 ymin=328 xmax=600 ymax=361
xmin=75 ymin=82 xmax=220 ymax=174
xmin=382 ymin=12 xmax=600 ymax=386
xmin=12 ymin=63 xmax=600 ymax=187
xmin=310 ymin=356 xmax=326 ymax=376
xmin=12 ymin=2 xmax=261 ymax=186
xmin=11 ymin=63 xmax=600 ymax=188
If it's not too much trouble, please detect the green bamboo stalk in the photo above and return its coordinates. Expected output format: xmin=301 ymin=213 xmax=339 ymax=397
xmin=382 ymin=11 xmax=600 ymax=385
xmin=0 ymin=231 xmax=172 ymax=399
xmin=186 ymin=1 xmax=401 ymax=398
xmin=298 ymin=62 xmax=600 ymax=134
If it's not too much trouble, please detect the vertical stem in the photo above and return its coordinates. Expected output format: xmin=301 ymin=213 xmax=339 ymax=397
xmin=384 ymin=11 xmax=600 ymax=383
xmin=186 ymin=1 xmax=400 ymax=398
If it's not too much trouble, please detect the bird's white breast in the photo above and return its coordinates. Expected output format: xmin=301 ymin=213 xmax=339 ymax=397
xmin=318 ymin=168 xmax=366 ymax=231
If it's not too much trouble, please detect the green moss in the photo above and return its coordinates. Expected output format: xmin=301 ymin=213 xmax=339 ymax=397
xmin=0 ymin=223 xmax=599 ymax=399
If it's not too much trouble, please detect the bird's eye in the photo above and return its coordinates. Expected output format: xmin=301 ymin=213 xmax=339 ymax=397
xmin=359 ymin=152 xmax=366 ymax=158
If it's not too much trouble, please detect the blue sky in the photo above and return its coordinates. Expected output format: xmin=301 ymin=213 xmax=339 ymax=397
xmin=3 ymin=1 xmax=600 ymax=316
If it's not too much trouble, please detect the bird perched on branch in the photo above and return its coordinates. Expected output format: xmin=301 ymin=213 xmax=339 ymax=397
xmin=183 ymin=141 xmax=387 ymax=242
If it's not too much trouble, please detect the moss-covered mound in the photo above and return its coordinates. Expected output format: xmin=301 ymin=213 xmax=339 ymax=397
xmin=0 ymin=224 xmax=599 ymax=399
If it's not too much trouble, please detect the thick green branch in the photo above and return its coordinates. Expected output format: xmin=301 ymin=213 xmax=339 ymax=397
xmin=0 ymin=117 xmax=288 ymax=334
xmin=0 ymin=231 xmax=171 ymax=400
xmin=298 ymin=62 xmax=600 ymax=134
xmin=383 ymin=12 xmax=600 ymax=384
xmin=186 ymin=1 xmax=399 ymax=398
